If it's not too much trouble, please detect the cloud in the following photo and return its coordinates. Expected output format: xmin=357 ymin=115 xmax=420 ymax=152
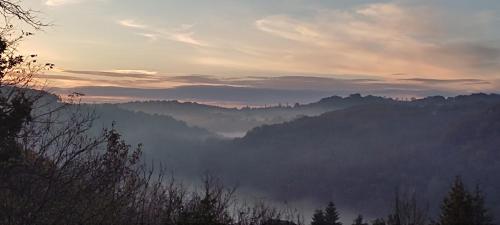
xmin=53 ymin=68 xmax=499 ymax=93
xmin=169 ymin=32 xmax=208 ymax=47
xmin=109 ymin=70 xmax=158 ymax=75
xmin=255 ymin=15 xmax=327 ymax=46
xmin=137 ymin=33 xmax=158 ymax=41
xmin=117 ymin=19 xmax=208 ymax=47
xmin=37 ymin=73 xmax=165 ymax=89
xmin=42 ymin=70 xmax=500 ymax=104
xmin=38 ymin=74 xmax=91 ymax=81
xmin=45 ymin=0 xmax=102 ymax=6
xmin=165 ymin=75 xmax=227 ymax=85
xmin=45 ymin=0 xmax=78 ymax=6
xmin=251 ymin=3 xmax=500 ymax=78
xmin=41 ymin=1 xmax=500 ymax=92
xmin=49 ymin=82 xmax=462 ymax=106
xmin=52 ymin=85 xmax=332 ymax=105
xmin=118 ymin=19 xmax=147 ymax=29
xmin=154 ymin=74 xmax=494 ymax=95
xmin=401 ymin=78 xmax=490 ymax=85
xmin=63 ymin=69 xmax=157 ymax=78
xmin=427 ymin=42 xmax=500 ymax=71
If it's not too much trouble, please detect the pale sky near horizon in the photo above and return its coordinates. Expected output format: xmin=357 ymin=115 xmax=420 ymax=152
xmin=16 ymin=0 xmax=500 ymax=99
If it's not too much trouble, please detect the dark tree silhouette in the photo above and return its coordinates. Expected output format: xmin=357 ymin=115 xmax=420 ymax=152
xmin=386 ymin=189 xmax=428 ymax=225
xmin=439 ymin=177 xmax=474 ymax=225
xmin=439 ymin=177 xmax=495 ymax=225
xmin=352 ymin=215 xmax=368 ymax=225
xmin=0 ymin=0 xmax=48 ymax=28
xmin=310 ymin=202 xmax=341 ymax=225
xmin=311 ymin=209 xmax=326 ymax=225
xmin=471 ymin=186 xmax=494 ymax=225
xmin=324 ymin=202 xmax=342 ymax=225
xmin=371 ymin=218 xmax=386 ymax=225
xmin=262 ymin=219 xmax=298 ymax=225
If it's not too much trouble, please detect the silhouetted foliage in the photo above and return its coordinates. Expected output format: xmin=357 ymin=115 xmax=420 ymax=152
xmin=439 ymin=177 xmax=473 ymax=225
xmin=0 ymin=0 xmax=48 ymax=28
xmin=439 ymin=177 xmax=494 ymax=225
xmin=324 ymin=202 xmax=342 ymax=225
xmin=263 ymin=219 xmax=298 ymax=225
xmin=311 ymin=209 xmax=326 ymax=225
xmin=352 ymin=215 xmax=368 ymax=225
xmin=386 ymin=190 xmax=428 ymax=225
xmin=471 ymin=186 xmax=494 ymax=225
xmin=311 ymin=202 xmax=342 ymax=225
xmin=371 ymin=218 xmax=387 ymax=225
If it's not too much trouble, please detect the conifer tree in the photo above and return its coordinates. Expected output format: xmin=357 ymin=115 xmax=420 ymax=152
xmin=324 ymin=202 xmax=342 ymax=225
xmin=311 ymin=209 xmax=326 ymax=225
xmin=352 ymin=215 xmax=368 ymax=225
xmin=439 ymin=177 xmax=474 ymax=225
xmin=471 ymin=185 xmax=494 ymax=225
xmin=372 ymin=218 xmax=386 ymax=225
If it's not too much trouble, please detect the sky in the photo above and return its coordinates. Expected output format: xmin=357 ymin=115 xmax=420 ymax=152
xmin=17 ymin=0 xmax=500 ymax=104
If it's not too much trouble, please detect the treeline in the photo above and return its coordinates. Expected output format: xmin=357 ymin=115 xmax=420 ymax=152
xmin=309 ymin=177 xmax=495 ymax=225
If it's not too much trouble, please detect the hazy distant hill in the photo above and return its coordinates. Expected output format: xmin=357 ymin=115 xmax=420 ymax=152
xmin=117 ymin=94 xmax=393 ymax=137
xmin=25 ymin=92 xmax=218 ymax=170
xmin=192 ymin=93 xmax=500 ymax=218
xmin=86 ymin=104 xmax=217 ymax=169
xmin=91 ymin=104 xmax=214 ymax=141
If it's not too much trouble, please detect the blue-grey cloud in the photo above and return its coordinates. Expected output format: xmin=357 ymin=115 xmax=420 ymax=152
xmin=400 ymin=78 xmax=489 ymax=85
xmin=51 ymin=81 xmax=477 ymax=106
xmin=63 ymin=70 xmax=156 ymax=79
xmin=46 ymin=71 xmax=499 ymax=104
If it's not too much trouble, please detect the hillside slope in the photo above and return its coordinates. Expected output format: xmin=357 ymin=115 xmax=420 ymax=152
xmin=196 ymin=94 xmax=500 ymax=217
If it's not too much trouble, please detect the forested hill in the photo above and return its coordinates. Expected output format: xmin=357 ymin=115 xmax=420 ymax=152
xmin=90 ymin=104 xmax=214 ymax=141
xmin=242 ymin=93 xmax=500 ymax=145
xmin=86 ymin=104 xmax=217 ymax=166
xmin=117 ymin=94 xmax=395 ymax=136
xmin=197 ymin=93 xmax=500 ymax=218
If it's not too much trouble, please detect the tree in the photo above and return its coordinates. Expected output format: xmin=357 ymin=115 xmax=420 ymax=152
xmin=0 ymin=0 xmax=51 ymax=166
xmin=352 ymin=215 xmax=368 ymax=225
xmin=324 ymin=202 xmax=342 ymax=225
xmin=372 ymin=218 xmax=386 ymax=225
xmin=0 ymin=0 xmax=47 ymax=28
xmin=471 ymin=186 xmax=494 ymax=225
xmin=176 ymin=175 xmax=234 ymax=225
xmin=0 ymin=30 xmax=34 ymax=166
xmin=387 ymin=189 xmax=428 ymax=225
xmin=439 ymin=177 xmax=474 ymax=225
xmin=439 ymin=178 xmax=494 ymax=225
xmin=311 ymin=209 xmax=326 ymax=225
xmin=263 ymin=219 xmax=298 ymax=225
